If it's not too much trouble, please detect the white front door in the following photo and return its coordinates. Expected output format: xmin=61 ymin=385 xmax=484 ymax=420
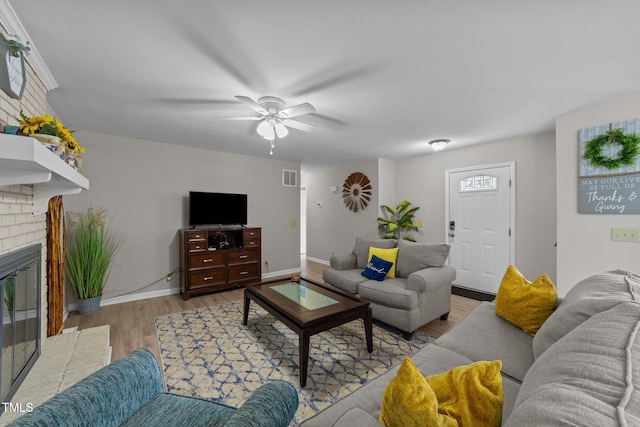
xmin=446 ymin=163 xmax=514 ymax=294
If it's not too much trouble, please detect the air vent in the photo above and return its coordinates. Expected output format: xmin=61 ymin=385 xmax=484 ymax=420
xmin=283 ymin=170 xmax=297 ymax=187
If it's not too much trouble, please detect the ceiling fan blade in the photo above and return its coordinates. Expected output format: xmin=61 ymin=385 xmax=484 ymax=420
xmin=280 ymin=102 xmax=316 ymax=118
xmin=235 ymin=96 xmax=267 ymax=114
xmin=282 ymin=119 xmax=315 ymax=132
xmin=219 ymin=116 xmax=262 ymax=121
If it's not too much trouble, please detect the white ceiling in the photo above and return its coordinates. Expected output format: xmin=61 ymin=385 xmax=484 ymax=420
xmin=9 ymin=1 xmax=640 ymax=170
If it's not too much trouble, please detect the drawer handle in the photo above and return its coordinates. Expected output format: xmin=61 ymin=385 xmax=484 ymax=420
xmin=204 ymin=276 xmax=213 ymax=281
xmin=239 ymin=255 xmax=248 ymax=259
xmin=203 ymin=259 xmax=213 ymax=263
xmin=240 ymin=271 xmax=248 ymax=275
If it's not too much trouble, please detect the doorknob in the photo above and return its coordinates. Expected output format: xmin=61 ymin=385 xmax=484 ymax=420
xmin=448 ymin=220 xmax=455 ymax=237
xmin=448 ymin=232 xmax=455 ymax=238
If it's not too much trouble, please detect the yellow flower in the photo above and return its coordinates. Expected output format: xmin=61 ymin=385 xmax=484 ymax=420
xmin=18 ymin=114 xmax=55 ymax=135
xmin=16 ymin=109 xmax=85 ymax=153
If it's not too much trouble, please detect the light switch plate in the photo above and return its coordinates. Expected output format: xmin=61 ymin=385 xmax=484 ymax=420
xmin=611 ymin=228 xmax=640 ymax=242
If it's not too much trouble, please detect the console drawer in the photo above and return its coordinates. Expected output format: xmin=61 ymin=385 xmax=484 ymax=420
xmin=190 ymin=269 xmax=226 ymax=288
xmin=228 ymin=264 xmax=259 ymax=283
xmin=188 ymin=241 xmax=207 ymax=252
xmin=186 ymin=231 xmax=207 ymax=242
xmin=244 ymin=237 xmax=260 ymax=248
xmin=227 ymin=249 xmax=258 ymax=265
xmin=189 ymin=252 xmax=225 ymax=269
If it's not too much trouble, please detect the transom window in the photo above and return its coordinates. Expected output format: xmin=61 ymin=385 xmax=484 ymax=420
xmin=459 ymin=175 xmax=498 ymax=192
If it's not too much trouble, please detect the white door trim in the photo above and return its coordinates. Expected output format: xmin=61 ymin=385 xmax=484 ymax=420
xmin=444 ymin=161 xmax=516 ymax=266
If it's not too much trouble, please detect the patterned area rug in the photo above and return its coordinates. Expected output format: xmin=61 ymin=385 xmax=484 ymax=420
xmin=155 ymin=300 xmax=431 ymax=426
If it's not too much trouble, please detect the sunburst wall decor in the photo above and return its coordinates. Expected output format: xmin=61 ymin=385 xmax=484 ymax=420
xmin=342 ymin=172 xmax=372 ymax=212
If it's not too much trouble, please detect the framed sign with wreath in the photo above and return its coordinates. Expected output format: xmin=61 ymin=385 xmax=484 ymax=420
xmin=578 ymin=119 xmax=640 ymax=214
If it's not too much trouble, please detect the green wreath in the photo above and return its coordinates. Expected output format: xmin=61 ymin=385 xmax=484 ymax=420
xmin=583 ymin=128 xmax=640 ymax=169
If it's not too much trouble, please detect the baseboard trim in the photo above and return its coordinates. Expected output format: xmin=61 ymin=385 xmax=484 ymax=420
xmin=262 ymin=268 xmax=301 ymax=279
xmin=452 ymin=285 xmax=496 ymax=302
xmin=305 ymin=256 xmax=329 ymax=265
xmin=67 ymin=269 xmax=301 ymax=311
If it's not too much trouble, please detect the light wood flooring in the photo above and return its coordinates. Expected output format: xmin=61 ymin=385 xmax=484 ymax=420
xmin=63 ymin=258 xmax=481 ymax=363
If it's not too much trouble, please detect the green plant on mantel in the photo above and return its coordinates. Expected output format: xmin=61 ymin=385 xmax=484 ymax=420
xmin=2 ymin=33 xmax=30 ymax=58
xmin=66 ymin=208 xmax=121 ymax=299
xmin=377 ymin=200 xmax=420 ymax=241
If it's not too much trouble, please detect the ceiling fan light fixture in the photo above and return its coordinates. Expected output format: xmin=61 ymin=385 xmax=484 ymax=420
xmin=429 ymin=139 xmax=450 ymax=151
xmin=274 ymin=121 xmax=289 ymax=138
xmin=257 ymin=120 xmax=275 ymax=140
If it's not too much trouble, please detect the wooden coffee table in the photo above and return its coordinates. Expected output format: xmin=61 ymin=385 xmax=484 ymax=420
xmin=243 ymin=277 xmax=373 ymax=387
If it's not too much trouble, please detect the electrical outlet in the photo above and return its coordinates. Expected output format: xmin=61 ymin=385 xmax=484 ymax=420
xmin=414 ymin=220 xmax=424 ymax=227
xmin=165 ymin=272 xmax=172 ymax=281
xmin=264 ymin=260 xmax=269 ymax=267
xmin=290 ymin=220 xmax=297 ymax=227
xmin=611 ymin=228 xmax=640 ymax=242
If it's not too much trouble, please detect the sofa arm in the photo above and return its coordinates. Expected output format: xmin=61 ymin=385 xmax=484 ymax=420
xmin=225 ymin=380 xmax=299 ymax=427
xmin=330 ymin=253 xmax=357 ymax=270
xmin=7 ymin=348 xmax=163 ymax=427
xmin=407 ymin=265 xmax=456 ymax=293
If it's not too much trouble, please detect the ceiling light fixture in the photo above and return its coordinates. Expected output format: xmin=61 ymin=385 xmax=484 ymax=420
xmin=256 ymin=117 xmax=291 ymax=155
xmin=429 ymin=139 xmax=450 ymax=151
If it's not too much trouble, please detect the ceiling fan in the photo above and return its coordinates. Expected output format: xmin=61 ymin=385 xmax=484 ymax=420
xmin=220 ymin=96 xmax=316 ymax=154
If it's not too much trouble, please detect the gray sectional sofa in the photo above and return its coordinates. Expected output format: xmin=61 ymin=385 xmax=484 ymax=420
xmin=301 ymin=269 xmax=640 ymax=426
xmin=322 ymin=237 xmax=456 ymax=338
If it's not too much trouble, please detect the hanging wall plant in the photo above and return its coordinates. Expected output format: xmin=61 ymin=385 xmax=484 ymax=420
xmin=583 ymin=127 xmax=640 ymax=170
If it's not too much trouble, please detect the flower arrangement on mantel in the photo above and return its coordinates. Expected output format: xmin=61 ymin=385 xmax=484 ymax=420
xmin=16 ymin=109 xmax=85 ymax=169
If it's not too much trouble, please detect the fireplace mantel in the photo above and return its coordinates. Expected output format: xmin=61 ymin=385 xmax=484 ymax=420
xmin=0 ymin=134 xmax=89 ymax=214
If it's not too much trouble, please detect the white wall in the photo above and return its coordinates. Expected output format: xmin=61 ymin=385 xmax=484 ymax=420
xmin=394 ymin=133 xmax=557 ymax=284
xmin=556 ymin=96 xmax=640 ymax=295
xmin=304 ymin=159 xmax=380 ymax=262
xmin=63 ymin=130 xmax=301 ymax=305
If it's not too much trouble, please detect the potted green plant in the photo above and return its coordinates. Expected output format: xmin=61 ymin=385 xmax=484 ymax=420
xmin=66 ymin=207 xmax=121 ymax=315
xmin=377 ymin=200 xmax=420 ymax=241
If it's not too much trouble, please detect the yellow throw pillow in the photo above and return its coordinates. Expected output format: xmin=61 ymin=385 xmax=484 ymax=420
xmin=495 ymin=265 xmax=558 ymax=336
xmin=379 ymin=358 xmax=454 ymax=427
xmin=379 ymin=358 xmax=503 ymax=427
xmin=368 ymin=247 xmax=399 ymax=278
xmin=425 ymin=360 xmax=504 ymax=427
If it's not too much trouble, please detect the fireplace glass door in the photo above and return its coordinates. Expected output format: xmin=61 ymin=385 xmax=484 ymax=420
xmin=0 ymin=244 xmax=41 ymax=403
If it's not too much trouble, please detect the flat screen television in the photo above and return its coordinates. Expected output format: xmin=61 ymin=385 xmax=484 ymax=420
xmin=189 ymin=191 xmax=248 ymax=226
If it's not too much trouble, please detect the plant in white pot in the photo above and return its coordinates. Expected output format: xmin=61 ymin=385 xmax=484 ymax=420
xmin=66 ymin=207 xmax=121 ymax=315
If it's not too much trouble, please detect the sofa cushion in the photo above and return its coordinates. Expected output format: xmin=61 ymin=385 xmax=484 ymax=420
xmin=494 ymin=265 xmax=557 ymax=336
xmin=367 ymin=247 xmax=399 ymax=278
xmin=323 ymin=268 xmax=368 ymax=294
xmin=395 ymin=240 xmax=450 ymax=278
xmin=331 ymin=408 xmax=382 ymax=427
xmin=506 ymin=301 xmax=640 ymax=426
xmin=361 ymin=255 xmax=394 ymax=281
xmin=353 ymin=238 xmax=396 ymax=268
xmin=300 ymin=344 xmax=521 ymax=427
xmin=435 ymin=302 xmax=534 ymax=382
xmin=532 ymin=270 xmax=640 ymax=359
xmin=359 ymin=278 xmax=419 ymax=310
